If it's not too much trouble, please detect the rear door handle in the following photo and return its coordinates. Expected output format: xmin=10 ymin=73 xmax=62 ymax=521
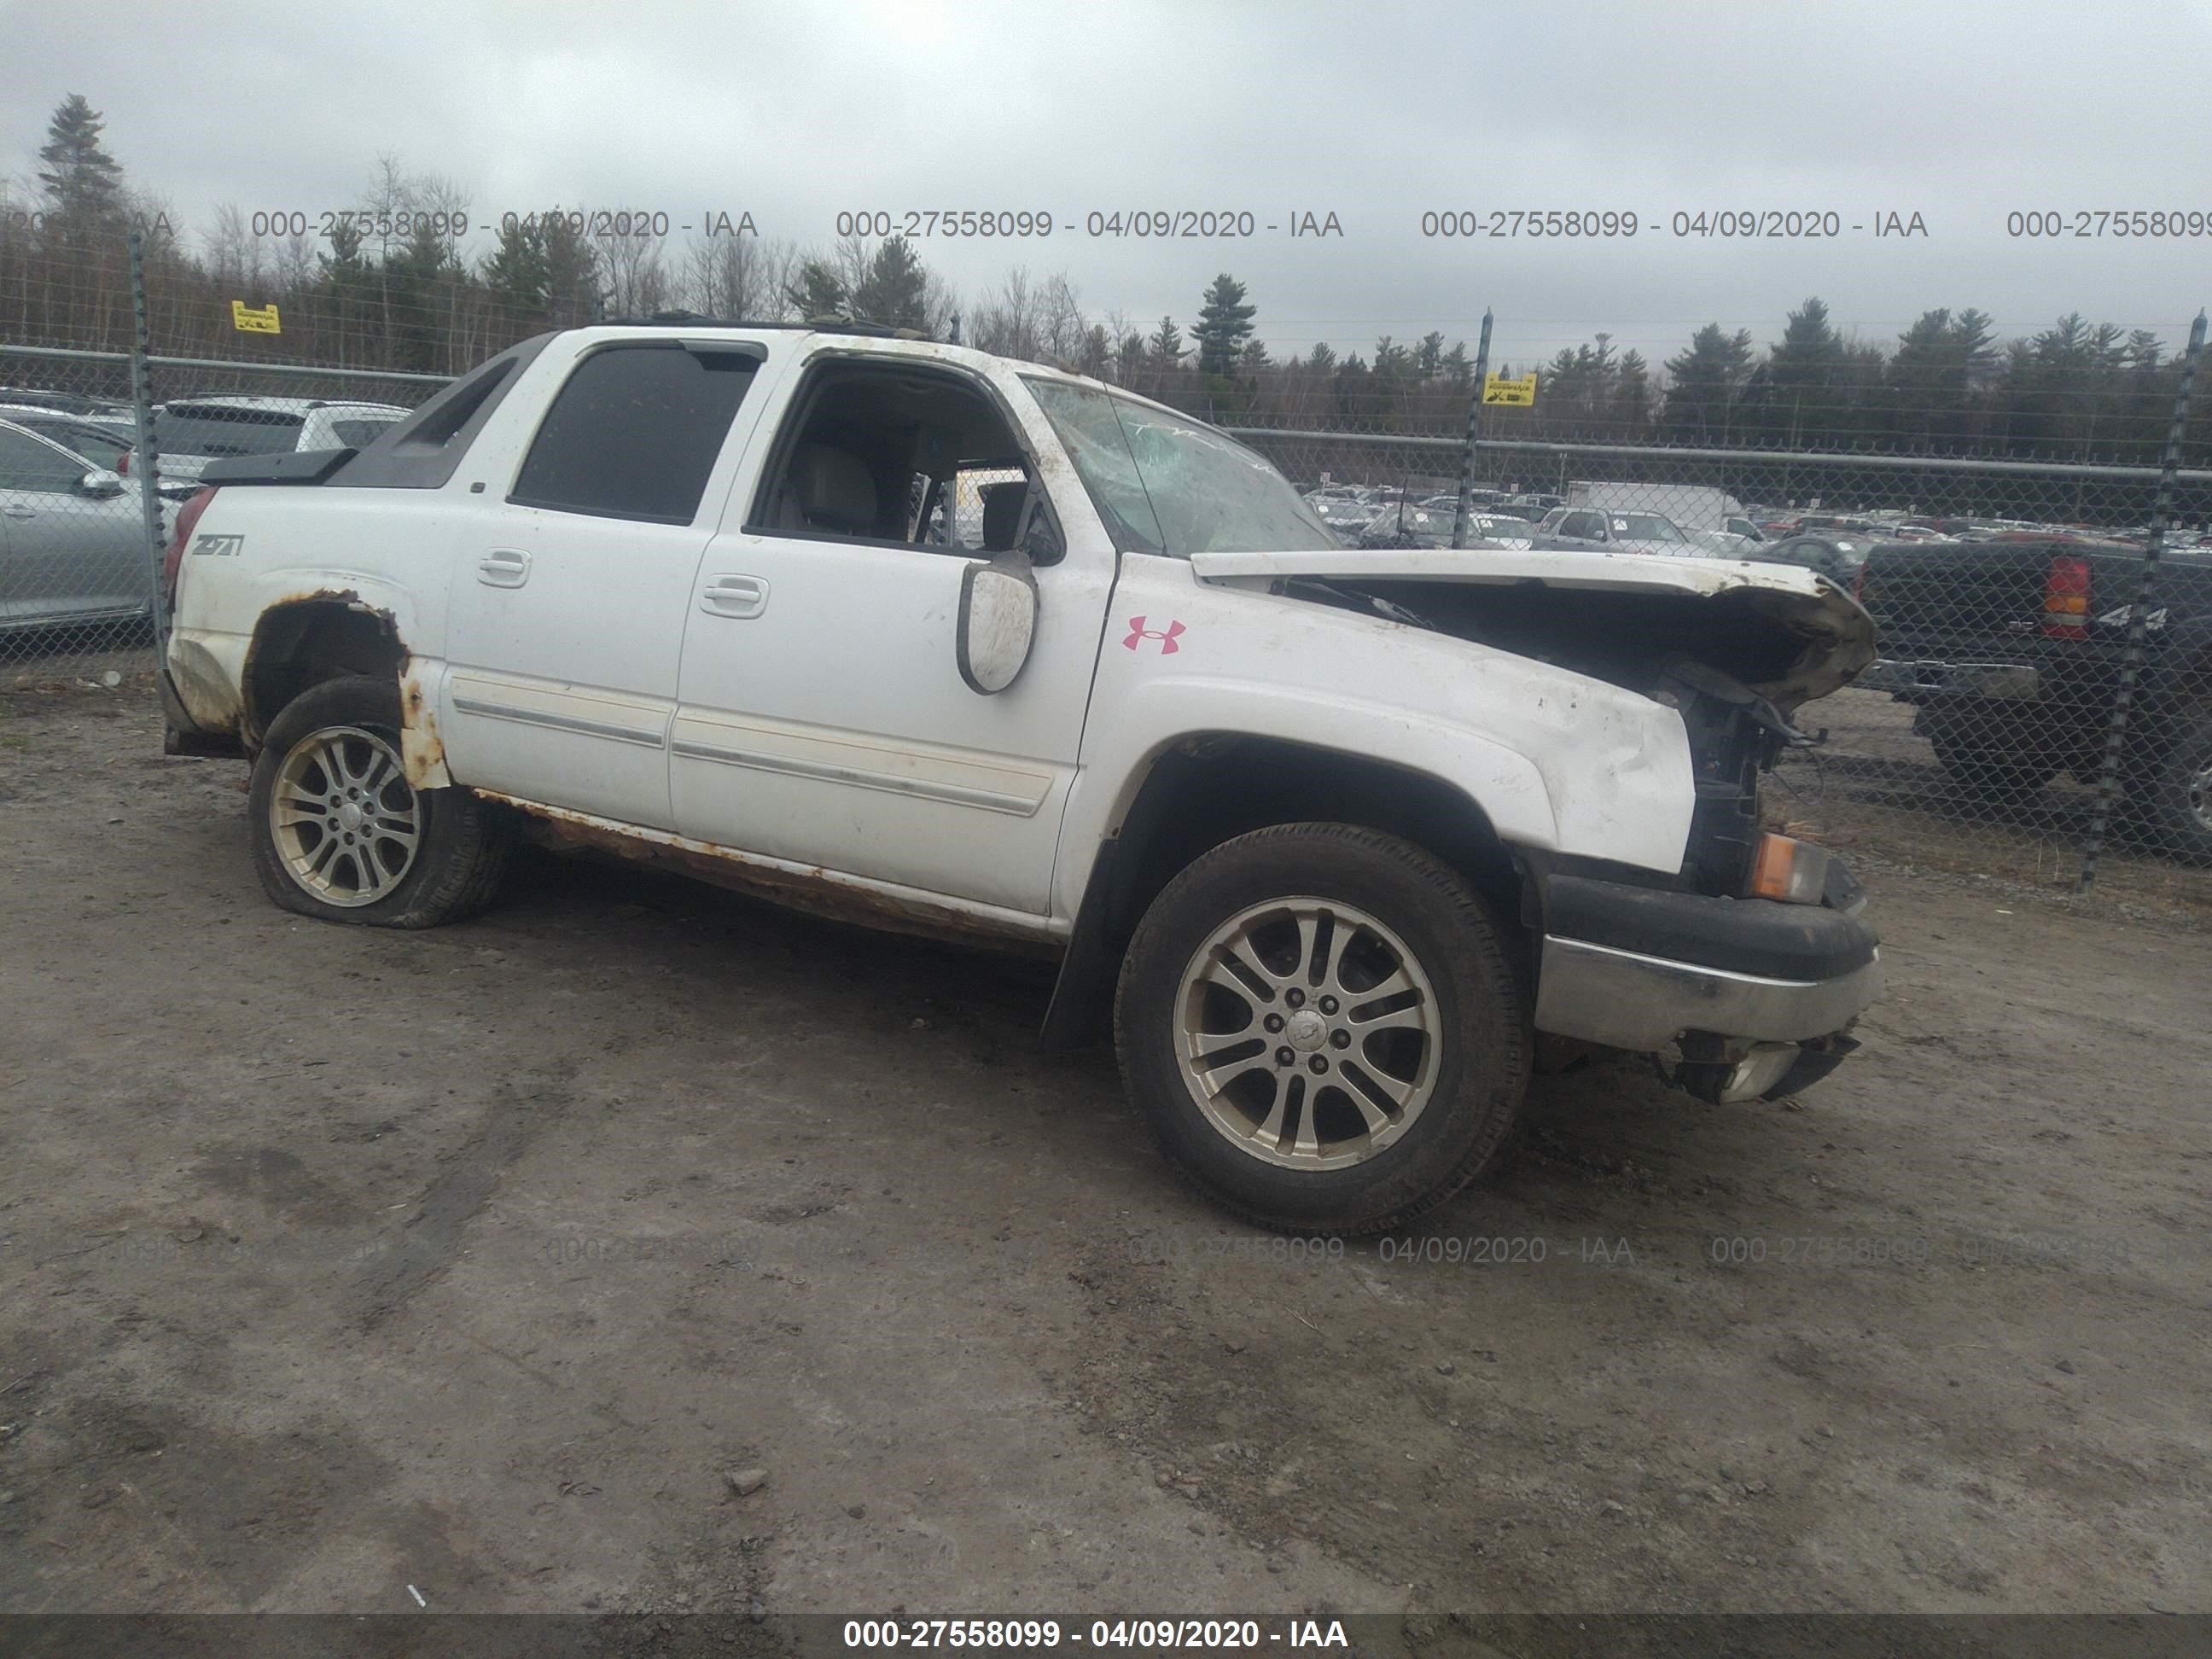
xmin=699 ymin=573 xmax=769 ymax=619
xmin=478 ymin=548 xmax=531 ymax=587
xmin=2 ymin=505 xmax=35 ymax=520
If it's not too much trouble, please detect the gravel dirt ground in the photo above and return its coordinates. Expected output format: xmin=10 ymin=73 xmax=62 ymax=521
xmin=3 ymin=680 xmax=2209 ymax=1630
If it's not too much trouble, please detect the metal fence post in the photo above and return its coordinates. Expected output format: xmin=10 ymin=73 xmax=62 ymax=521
xmin=2075 ymin=308 xmax=2207 ymax=894
xmin=1449 ymin=310 xmax=1494 ymax=549
xmin=125 ymin=229 xmax=171 ymax=652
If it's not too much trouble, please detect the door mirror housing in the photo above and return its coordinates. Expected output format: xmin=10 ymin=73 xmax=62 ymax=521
xmin=79 ymin=469 xmax=126 ymax=497
xmin=956 ymin=550 xmax=1039 ymax=695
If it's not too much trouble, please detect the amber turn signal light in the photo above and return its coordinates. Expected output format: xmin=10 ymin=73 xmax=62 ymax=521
xmin=1747 ymin=832 xmax=1831 ymax=905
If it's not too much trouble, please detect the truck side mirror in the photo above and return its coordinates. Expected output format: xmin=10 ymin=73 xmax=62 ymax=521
xmin=957 ymin=550 xmax=1039 ymax=695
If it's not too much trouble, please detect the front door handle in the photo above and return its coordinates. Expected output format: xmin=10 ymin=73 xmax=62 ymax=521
xmin=699 ymin=573 xmax=769 ymax=619
xmin=478 ymin=548 xmax=531 ymax=588
xmin=1 ymin=505 xmax=35 ymax=520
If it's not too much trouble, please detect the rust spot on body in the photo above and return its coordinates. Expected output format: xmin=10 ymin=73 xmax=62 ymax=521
xmin=481 ymin=792 xmax=1060 ymax=958
xmin=398 ymin=666 xmax=451 ymax=789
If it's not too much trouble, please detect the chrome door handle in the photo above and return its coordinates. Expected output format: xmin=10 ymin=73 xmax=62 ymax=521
xmin=477 ymin=548 xmax=531 ymax=587
xmin=2 ymin=505 xmax=35 ymax=520
xmin=699 ymin=573 xmax=769 ymax=619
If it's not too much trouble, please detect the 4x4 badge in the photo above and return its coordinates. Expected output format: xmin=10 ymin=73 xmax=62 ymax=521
xmin=1123 ymin=616 xmax=1185 ymax=655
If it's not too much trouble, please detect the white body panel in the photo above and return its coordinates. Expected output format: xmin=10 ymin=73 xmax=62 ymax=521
xmin=668 ymin=352 xmax=1112 ymax=914
xmin=166 ymin=327 xmax=1871 ymax=940
xmin=1052 ymin=551 xmax=1700 ymax=921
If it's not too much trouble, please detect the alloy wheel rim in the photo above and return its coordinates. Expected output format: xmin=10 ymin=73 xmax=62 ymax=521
xmin=1173 ymin=897 xmax=1441 ymax=1170
xmin=270 ymin=725 xmax=420 ymax=906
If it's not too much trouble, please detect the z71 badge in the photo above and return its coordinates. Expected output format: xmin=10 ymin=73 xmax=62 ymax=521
xmin=191 ymin=533 xmax=245 ymax=557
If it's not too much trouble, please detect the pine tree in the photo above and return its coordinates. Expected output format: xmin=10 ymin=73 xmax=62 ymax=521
xmin=1441 ymin=341 xmax=1471 ymax=385
xmin=1767 ymin=297 xmax=1848 ymax=444
xmin=852 ymin=236 xmax=928 ymax=329
xmin=1191 ymin=273 xmax=1255 ymax=375
xmin=1150 ymin=316 xmax=1184 ymax=363
xmin=1615 ymin=351 xmax=1651 ymax=432
xmin=1661 ymin=324 xmax=1755 ymax=439
xmin=783 ymin=258 xmax=847 ymax=320
xmin=538 ymin=212 xmax=601 ymax=326
xmin=38 ymin=95 xmax=127 ymax=228
xmin=481 ymin=218 xmax=550 ymax=318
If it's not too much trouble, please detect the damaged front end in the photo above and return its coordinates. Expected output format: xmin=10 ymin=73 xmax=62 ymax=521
xmin=1190 ymin=548 xmax=1885 ymax=1101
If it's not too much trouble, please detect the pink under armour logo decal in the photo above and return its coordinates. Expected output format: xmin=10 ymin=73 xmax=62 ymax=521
xmin=1123 ymin=616 xmax=1186 ymax=654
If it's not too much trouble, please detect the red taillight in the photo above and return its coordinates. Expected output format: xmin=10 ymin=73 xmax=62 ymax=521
xmin=1852 ymin=562 xmax=1866 ymax=600
xmin=2043 ymin=555 xmax=2091 ymax=640
xmin=117 ymin=448 xmax=130 ymax=475
xmin=163 ymin=486 xmax=217 ymax=601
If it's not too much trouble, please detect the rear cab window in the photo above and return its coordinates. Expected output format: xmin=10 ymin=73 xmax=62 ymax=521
xmin=509 ymin=341 xmax=764 ymax=524
xmin=157 ymin=405 xmax=305 ymax=457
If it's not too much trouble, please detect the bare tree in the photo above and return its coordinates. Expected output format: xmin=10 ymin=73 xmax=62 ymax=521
xmin=201 ymin=203 xmax=265 ymax=290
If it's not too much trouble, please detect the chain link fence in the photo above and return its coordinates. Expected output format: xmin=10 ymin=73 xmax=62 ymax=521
xmin=3 ymin=226 xmax=2205 ymax=896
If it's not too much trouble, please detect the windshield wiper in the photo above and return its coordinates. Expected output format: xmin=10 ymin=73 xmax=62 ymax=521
xmin=1280 ymin=576 xmax=1435 ymax=632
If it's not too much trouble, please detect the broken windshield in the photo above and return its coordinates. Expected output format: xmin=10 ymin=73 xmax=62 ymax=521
xmin=1023 ymin=378 xmax=1336 ymax=556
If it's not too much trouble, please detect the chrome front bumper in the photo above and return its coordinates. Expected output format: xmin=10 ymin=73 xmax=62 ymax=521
xmin=1534 ymin=934 xmax=1885 ymax=1054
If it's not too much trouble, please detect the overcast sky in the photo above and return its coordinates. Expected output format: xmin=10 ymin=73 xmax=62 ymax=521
xmin=4 ymin=0 xmax=2209 ymax=367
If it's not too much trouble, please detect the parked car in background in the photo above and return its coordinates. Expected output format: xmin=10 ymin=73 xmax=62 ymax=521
xmin=1690 ymin=515 xmax=1773 ymax=556
xmin=1536 ymin=507 xmax=1707 ymax=556
xmin=1747 ymin=532 xmax=1887 ymax=588
xmin=1567 ymin=481 xmax=1749 ymax=543
xmin=0 ymin=387 xmax=134 ymax=422
xmin=149 ymin=396 xmax=410 ymax=484
xmin=1504 ymin=492 xmax=1563 ymax=515
xmin=0 ymin=405 xmax=198 ymax=503
xmin=1359 ymin=501 xmax=1457 ymax=543
xmin=1309 ymin=496 xmax=1378 ymax=543
xmin=1857 ymin=535 xmax=2212 ymax=859
xmin=0 ymin=417 xmax=168 ymax=632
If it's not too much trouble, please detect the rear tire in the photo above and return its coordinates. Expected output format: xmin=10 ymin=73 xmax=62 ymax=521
xmin=1114 ymin=823 xmax=1530 ymax=1236
xmin=1923 ymin=707 xmax=2063 ymax=795
xmin=248 ymin=676 xmax=510 ymax=928
xmin=2136 ymin=706 xmax=2212 ymax=864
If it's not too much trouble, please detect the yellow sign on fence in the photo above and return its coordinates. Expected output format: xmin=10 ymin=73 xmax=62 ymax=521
xmin=230 ymin=300 xmax=281 ymax=335
xmin=1481 ymin=371 xmax=1536 ymax=407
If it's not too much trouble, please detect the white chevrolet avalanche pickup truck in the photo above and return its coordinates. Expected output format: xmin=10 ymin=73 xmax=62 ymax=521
xmin=158 ymin=321 xmax=1883 ymax=1233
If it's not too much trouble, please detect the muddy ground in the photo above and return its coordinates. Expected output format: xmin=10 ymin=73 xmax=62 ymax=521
xmin=2 ymin=681 xmax=2208 ymax=1631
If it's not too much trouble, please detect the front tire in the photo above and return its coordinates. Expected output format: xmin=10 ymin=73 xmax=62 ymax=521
xmin=248 ymin=676 xmax=510 ymax=928
xmin=1114 ymin=823 xmax=1531 ymax=1235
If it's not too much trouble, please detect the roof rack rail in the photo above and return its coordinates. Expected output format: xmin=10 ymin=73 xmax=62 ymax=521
xmin=594 ymin=310 xmax=935 ymax=342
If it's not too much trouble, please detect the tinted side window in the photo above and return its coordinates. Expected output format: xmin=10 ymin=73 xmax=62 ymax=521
xmin=328 ymin=417 xmax=398 ymax=448
xmin=0 ymin=427 xmax=88 ymax=492
xmin=511 ymin=345 xmax=759 ymax=524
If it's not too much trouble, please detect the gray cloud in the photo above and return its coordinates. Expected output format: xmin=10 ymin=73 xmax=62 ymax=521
xmin=4 ymin=0 xmax=2207 ymax=364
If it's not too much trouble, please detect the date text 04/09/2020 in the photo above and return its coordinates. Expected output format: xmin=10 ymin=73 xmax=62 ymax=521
xmin=839 ymin=1618 xmax=1352 ymax=1649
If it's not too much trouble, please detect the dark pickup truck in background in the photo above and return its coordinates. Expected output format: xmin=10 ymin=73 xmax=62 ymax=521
xmin=1855 ymin=536 xmax=2212 ymax=859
